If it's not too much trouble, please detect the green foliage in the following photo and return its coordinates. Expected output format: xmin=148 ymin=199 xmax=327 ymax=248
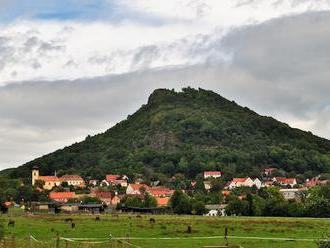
xmin=170 ymin=190 xmax=192 ymax=214
xmin=119 ymin=192 xmax=157 ymax=208
xmin=2 ymin=88 xmax=330 ymax=183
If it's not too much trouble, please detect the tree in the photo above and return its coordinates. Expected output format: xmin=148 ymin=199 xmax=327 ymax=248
xmin=192 ymin=200 xmax=206 ymax=215
xmin=170 ymin=190 xmax=192 ymax=214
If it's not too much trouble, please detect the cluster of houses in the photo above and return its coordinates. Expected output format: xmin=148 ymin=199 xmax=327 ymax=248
xmin=31 ymin=166 xmax=174 ymax=208
xmin=31 ymin=166 xmax=329 ymax=214
xmin=203 ymin=168 xmax=329 ymax=201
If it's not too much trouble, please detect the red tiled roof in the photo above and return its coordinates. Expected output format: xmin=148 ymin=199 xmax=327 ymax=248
xmin=156 ymin=197 xmax=170 ymax=206
xmin=106 ymin=174 xmax=120 ymax=182
xmin=204 ymin=171 xmax=221 ymax=176
xmin=49 ymin=192 xmax=75 ymax=200
xmin=232 ymin=178 xmax=248 ymax=183
xmin=38 ymin=176 xmax=61 ymax=182
xmin=129 ymin=184 xmax=150 ymax=191
xmin=275 ymin=177 xmax=296 ymax=184
xmin=95 ymin=191 xmax=112 ymax=199
xmin=60 ymin=175 xmax=84 ymax=181
xmin=148 ymin=187 xmax=174 ymax=197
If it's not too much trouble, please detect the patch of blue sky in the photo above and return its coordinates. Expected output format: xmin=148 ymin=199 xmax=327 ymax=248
xmin=0 ymin=0 xmax=115 ymax=22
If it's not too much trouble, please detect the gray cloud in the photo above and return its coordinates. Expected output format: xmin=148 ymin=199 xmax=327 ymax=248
xmin=1 ymin=11 xmax=330 ymax=169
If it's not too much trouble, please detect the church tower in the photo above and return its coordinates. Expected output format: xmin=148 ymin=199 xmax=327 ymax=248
xmin=32 ymin=166 xmax=39 ymax=186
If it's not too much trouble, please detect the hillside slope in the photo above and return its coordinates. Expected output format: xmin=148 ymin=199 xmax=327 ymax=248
xmin=3 ymin=87 xmax=330 ymax=180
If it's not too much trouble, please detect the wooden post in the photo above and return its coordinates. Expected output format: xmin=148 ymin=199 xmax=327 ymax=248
xmin=55 ymin=233 xmax=60 ymax=248
xmin=224 ymin=226 xmax=228 ymax=246
xmin=29 ymin=234 xmax=32 ymax=248
xmin=11 ymin=235 xmax=15 ymax=248
xmin=65 ymin=240 xmax=68 ymax=248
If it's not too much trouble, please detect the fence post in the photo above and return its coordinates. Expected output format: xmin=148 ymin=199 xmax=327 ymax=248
xmin=29 ymin=234 xmax=32 ymax=248
xmin=11 ymin=235 xmax=15 ymax=248
xmin=55 ymin=233 xmax=60 ymax=248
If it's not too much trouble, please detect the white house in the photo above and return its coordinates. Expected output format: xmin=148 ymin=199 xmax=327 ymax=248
xmin=126 ymin=184 xmax=150 ymax=195
xmin=228 ymin=177 xmax=262 ymax=189
xmin=279 ymin=188 xmax=303 ymax=200
xmin=273 ymin=177 xmax=297 ymax=188
xmin=203 ymin=171 xmax=222 ymax=179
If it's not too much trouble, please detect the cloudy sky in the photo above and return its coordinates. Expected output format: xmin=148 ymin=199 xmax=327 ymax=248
xmin=1 ymin=0 xmax=330 ymax=170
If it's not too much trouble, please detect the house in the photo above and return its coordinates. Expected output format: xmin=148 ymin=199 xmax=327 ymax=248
xmin=126 ymin=184 xmax=150 ymax=195
xmin=60 ymin=175 xmax=85 ymax=187
xmin=204 ymin=204 xmax=227 ymax=216
xmin=305 ymin=177 xmax=329 ymax=188
xmin=156 ymin=197 xmax=170 ymax=207
xmin=89 ymin=179 xmax=99 ymax=186
xmin=106 ymin=174 xmax=128 ymax=187
xmin=37 ymin=176 xmax=62 ymax=190
xmin=264 ymin=168 xmax=277 ymax=176
xmin=95 ymin=191 xmax=112 ymax=205
xmin=279 ymin=188 xmax=304 ymax=200
xmin=49 ymin=192 xmax=76 ymax=203
xmin=228 ymin=177 xmax=261 ymax=189
xmin=273 ymin=177 xmax=297 ymax=188
xmin=32 ymin=167 xmax=85 ymax=190
xmin=148 ymin=187 xmax=174 ymax=197
xmin=204 ymin=181 xmax=212 ymax=190
xmin=111 ymin=195 xmax=121 ymax=205
xmin=204 ymin=171 xmax=222 ymax=179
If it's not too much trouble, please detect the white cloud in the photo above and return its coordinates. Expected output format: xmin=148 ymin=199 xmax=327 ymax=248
xmin=1 ymin=0 xmax=330 ymax=85
xmin=1 ymin=1 xmax=330 ymax=169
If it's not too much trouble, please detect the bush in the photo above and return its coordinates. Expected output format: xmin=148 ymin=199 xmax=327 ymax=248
xmin=317 ymin=238 xmax=330 ymax=248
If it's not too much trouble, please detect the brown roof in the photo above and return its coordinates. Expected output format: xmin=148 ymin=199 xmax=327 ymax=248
xmin=49 ymin=192 xmax=75 ymax=200
xmin=60 ymin=175 xmax=84 ymax=181
xmin=38 ymin=176 xmax=61 ymax=182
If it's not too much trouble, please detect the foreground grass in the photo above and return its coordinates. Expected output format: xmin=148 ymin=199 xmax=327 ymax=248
xmin=1 ymin=210 xmax=329 ymax=247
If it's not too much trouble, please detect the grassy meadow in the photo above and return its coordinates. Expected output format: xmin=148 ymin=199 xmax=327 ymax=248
xmin=0 ymin=210 xmax=329 ymax=247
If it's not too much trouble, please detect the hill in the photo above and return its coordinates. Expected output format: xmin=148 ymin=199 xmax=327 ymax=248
xmin=2 ymin=87 xmax=330 ymax=181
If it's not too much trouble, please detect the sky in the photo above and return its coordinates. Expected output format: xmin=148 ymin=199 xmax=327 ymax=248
xmin=1 ymin=0 xmax=330 ymax=169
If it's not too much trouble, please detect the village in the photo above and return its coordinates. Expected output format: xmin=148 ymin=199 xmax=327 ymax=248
xmin=25 ymin=165 xmax=329 ymax=216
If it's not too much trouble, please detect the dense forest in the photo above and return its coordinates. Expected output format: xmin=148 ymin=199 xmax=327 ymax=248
xmin=2 ymin=87 xmax=330 ymax=182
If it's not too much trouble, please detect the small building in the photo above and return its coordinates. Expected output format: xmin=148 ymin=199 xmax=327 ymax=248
xmin=273 ymin=177 xmax=297 ymax=188
xmin=228 ymin=177 xmax=261 ymax=189
xmin=89 ymin=179 xmax=99 ymax=186
xmin=106 ymin=174 xmax=128 ymax=187
xmin=203 ymin=171 xmax=222 ymax=179
xmin=126 ymin=184 xmax=150 ymax=195
xmin=78 ymin=204 xmax=105 ymax=214
xmin=156 ymin=197 xmax=170 ymax=207
xmin=49 ymin=192 xmax=76 ymax=203
xmin=204 ymin=204 xmax=227 ymax=216
xmin=60 ymin=175 xmax=85 ymax=187
xmin=264 ymin=168 xmax=277 ymax=176
xmin=94 ymin=191 xmax=112 ymax=205
xmin=148 ymin=187 xmax=174 ymax=198
xmin=279 ymin=188 xmax=304 ymax=200
xmin=204 ymin=181 xmax=212 ymax=190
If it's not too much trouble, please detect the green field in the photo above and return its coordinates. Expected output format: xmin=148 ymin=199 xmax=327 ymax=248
xmin=1 ymin=210 xmax=329 ymax=248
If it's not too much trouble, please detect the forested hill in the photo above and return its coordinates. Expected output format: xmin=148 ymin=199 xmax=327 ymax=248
xmin=2 ymin=87 xmax=330 ymax=180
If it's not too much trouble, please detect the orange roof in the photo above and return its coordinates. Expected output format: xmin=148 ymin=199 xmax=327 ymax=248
xmin=60 ymin=175 xmax=84 ymax=181
xmin=148 ymin=187 xmax=174 ymax=197
xmin=106 ymin=174 xmax=120 ymax=182
xmin=129 ymin=184 xmax=150 ymax=191
xmin=222 ymin=190 xmax=231 ymax=196
xmin=95 ymin=191 xmax=112 ymax=199
xmin=38 ymin=176 xmax=61 ymax=182
xmin=204 ymin=171 xmax=221 ymax=176
xmin=232 ymin=178 xmax=248 ymax=183
xmin=156 ymin=197 xmax=170 ymax=206
xmin=49 ymin=191 xmax=75 ymax=200
xmin=275 ymin=177 xmax=296 ymax=184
